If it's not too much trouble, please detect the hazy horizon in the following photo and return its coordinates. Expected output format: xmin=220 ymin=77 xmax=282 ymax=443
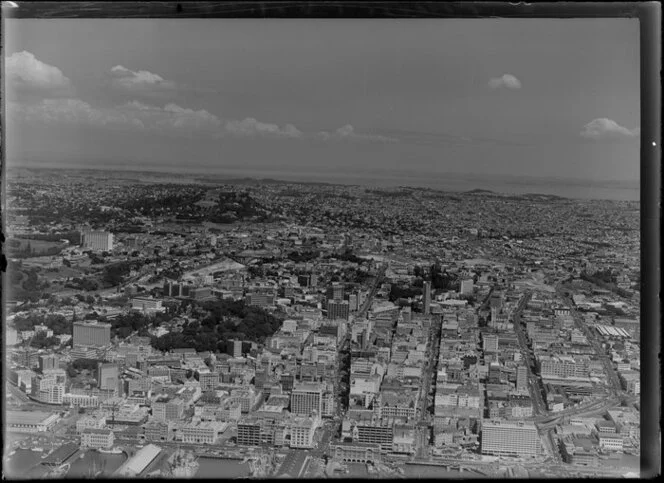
xmin=5 ymin=18 xmax=640 ymax=197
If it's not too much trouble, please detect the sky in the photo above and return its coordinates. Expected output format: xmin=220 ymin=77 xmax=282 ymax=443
xmin=4 ymin=18 xmax=640 ymax=186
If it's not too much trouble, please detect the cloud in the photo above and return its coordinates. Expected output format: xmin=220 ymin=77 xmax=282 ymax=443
xmin=108 ymin=65 xmax=176 ymax=93
xmin=224 ymin=118 xmax=303 ymax=139
xmin=580 ymin=118 xmax=640 ymax=140
xmin=8 ymin=98 xmax=219 ymax=135
xmin=5 ymin=51 xmax=73 ymax=97
xmin=8 ymin=97 xmax=306 ymax=140
xmin=488 ymin=74 xmax=522 ymax=90
xmin=117 ymin=101 xmax=221 ymax=133
xmin=317 ymin=124 xmax=398 ymax=143
xmin=8 ymin=98 xmax=141 ymax=128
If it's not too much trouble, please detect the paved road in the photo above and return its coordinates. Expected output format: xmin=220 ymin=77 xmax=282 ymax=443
xmin=554 ymin=284 xmax=622 ymax=395
xmin=511 ymin=291 xmax=548 ymax=416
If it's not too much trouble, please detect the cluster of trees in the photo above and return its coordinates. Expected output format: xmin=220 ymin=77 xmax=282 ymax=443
xmin=66 ymin=358 xmax=100 ymax=378
xmin=110 ymin=310 xmax=171 ymax=339
xmin=10 ymin=268 xmax=49 ymax=301
xmin=325 ymin=250 xmax=365 ymax=264
xmin=7 ymin=239 xmax=66 ymax=258
xmin=30 ymin=331 xmax=61 ymax=349
xmin=12 ymin=313 xmax=71 ymax=335
xmin=209 ymin=191 xmax=273 ymax=224
xmin=20 ymin=231 xmax=81 ymax=244
xmin=102 ymin=261 xmax=141 ymax=286
xmin=287 ymin=251 xmax=319 ymax=263
xmin=388 ymin=284 xmax=423 ymax=303
xmin=64 ymin=277 xmax=99 ymax=291
xmin=413 ymin=263 xmax=459 ymax=290
xmin=581 ymin=269 xmax=616 ymax=285
xmin=118 ymin=189 xmax=205 ymax=218
xmin=151 ymin=299 xmax=283 ymax=353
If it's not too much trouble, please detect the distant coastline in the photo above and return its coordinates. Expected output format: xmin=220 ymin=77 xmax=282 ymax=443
xmin=7 ymin=161 xmax=639 ymax=202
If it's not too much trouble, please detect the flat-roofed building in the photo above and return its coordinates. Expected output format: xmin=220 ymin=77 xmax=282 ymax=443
xmin=289 ymin=416 xmax=318 ymax=449
xmin=131 ymin=297 xmax=165 ymax=313
xmin=599 ymin=434 xmax=624 ymax=452
xmin=481 ymin=420 xmax=539 ymax=456
xmin=73 ymin=321 xmax=111 ymax=348
xmin=181 ymin=421 xmax=227 ymax=445
xmin=114 ymin=444 xmax=162 ymax=477
xmin=152 ymin=397 xmax=184 ymax=422
xmin=82 ymin=230 xmax=114 ymax=251
xmin=352 ymin=421 xmax=394 ymax=453
xmin=81 ymin=428 xmax=114 ymax=449
xmin=237 ymin=421 xmax=261 ymax=446
xmin=332 ymin=442 xmax=382 ymax=463
xmin=290 ymin=382 xmax=324 ymax=417
xmin=6 ymin=411 xmax=59 ymax=433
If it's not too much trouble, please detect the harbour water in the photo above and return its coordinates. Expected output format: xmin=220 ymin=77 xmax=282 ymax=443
xmin=3 ymin=449 xmax=49 ymax=479
xmin=66 ymin=450 xmax=127 ymax=478
xmin=195 ymin=457 xmax=252 ymax=478
xmin=404 ymin=464 xmax=487 ymax=479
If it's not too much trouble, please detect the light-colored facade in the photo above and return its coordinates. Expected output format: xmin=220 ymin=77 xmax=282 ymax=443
xmin=481 ymin=420 xmax=539 ymax=456
xmin=81 ymin=428 xmax=114 ymax=449
xmin=73 ymin=321 xmax=111 ymax=348
xmin=290 ymin=383 xmax=323 ymax=417
xmin=82 ymin=230 xmax=114 ymax=251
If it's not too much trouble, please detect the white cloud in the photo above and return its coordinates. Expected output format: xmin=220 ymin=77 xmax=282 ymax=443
xmin=9 ymin=97 xmax=307 ymax=140
xmin=580 ymin=118 xmax=640 ymax=140
xmin=488 ymin=74 xmax=522 ymax=90
xmin=9 ymin=98 xmax=140 ymax=128
xmin=5 ymin=51 xmax=73 ymax=96
xmin=109 ymin=65 xmax=176 ymax=92
xmin=317 ymin=124 xmax=398 ymax=143
xmin=224 ymin=118 xmax=303 ymax=139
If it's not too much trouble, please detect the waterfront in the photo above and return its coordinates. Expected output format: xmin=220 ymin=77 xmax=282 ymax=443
xmin=195 ymin=457 xmax=252 ymax=478
xmin=404 ymin=464 xmax=487 ymax=479
xmin=3 ymin=449 xmax=49 ymax=479
xmin=66 ymin=450 xmax=127 ymax=478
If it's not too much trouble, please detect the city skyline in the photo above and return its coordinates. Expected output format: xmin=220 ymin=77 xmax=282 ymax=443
xmin=5 ymin=18 xmax=640 ymax=190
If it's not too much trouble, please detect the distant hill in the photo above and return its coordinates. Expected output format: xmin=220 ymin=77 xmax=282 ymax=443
xmin=465 ymin=189 xmax=495 ymax=194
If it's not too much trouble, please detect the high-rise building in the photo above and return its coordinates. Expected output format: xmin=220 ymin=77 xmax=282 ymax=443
xmin=327 ymin=300 xmax=350 ymax=320
xmin=460 ymin=279 xmax=474 ymax=295
xmin=246 ymin=293 xmax=275 ymax=307
xmin=73 ymin=321 xmax=111 ymax=348
xmin=345 ymin=293 xmax=359 ymax=312
xmin=481 ymin=420 xmax=539 ymax=456
xmin=516 ymin=365 xmax=528 ymax=390
xmin=423 ymin=281 xmax=431 ymax=315
xmin=81 ymin=230 xmax=114 ymax=251
xmin=97 ymin=362 xmax=119 ymax=393
xmin=483 ymin=333 xmax=499 ymax=353
xmin=327 ymin=282 xmax=345 ymax=301
xmin=230 ymin=340 xmax=243 ymax=358
xmin=290 ymin=382 xmax=324 ymax=416
xmin=39 ymin=354 xmax=59 ymax=372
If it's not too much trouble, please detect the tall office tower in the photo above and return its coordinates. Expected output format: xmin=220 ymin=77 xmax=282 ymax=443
xmin=516 ymin=365 xmax=528 ymax=390
xmin=231 ymin=340 xmax=243 ymax=358
xmin=327 ymin=300 xmax=350 ymax=320
xmin=97 ymin=362 xmax=119 ymax=392
xmin=39 ymin=354 xmax=59 ymax=372
xmin=73 ymin=321 xmax=111 ymax=348
xmin=423 ymin=281 xmax=431 ymax=315
xmin=460 ymin=279 xmax=474 ymax=295
xmin=483 ymin=333 xmax=499 ymax=353
xmin=82 ymin=230 xmax=114 ymax=251
xmin=481 ymin=420 xmax=539 ymax=456
xmin=290 ymin=382 xmax=324 ymax=416
xmin=326 ymin=282 xmax=345 ymax=301
xmin=345 ymin=293 xmax=359 ymax=311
